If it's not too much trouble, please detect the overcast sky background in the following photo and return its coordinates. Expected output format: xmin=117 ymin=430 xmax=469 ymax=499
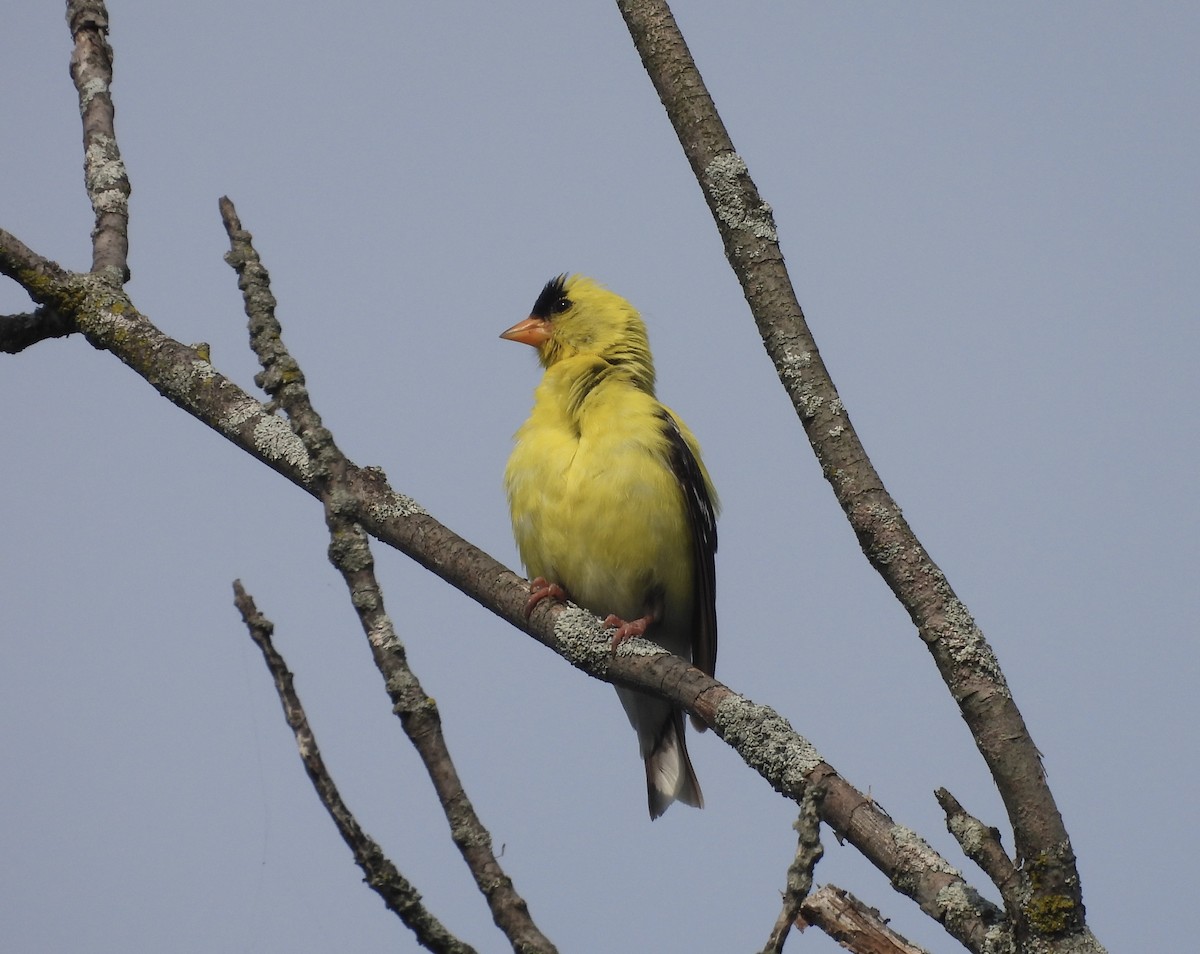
xmin=3 ymin=3 xmax=1196 ymax=952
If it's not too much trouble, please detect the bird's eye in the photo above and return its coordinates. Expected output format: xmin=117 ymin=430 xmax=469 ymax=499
xmin=552 ymin=297 xmax=570 ymax=314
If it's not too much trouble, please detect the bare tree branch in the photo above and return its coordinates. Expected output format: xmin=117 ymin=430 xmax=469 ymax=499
xmin=232 ymin=582 xmax=478 ymax=954
xmin=937 ymin=788 xmax=1021 ymax=920
xmin=221 ymin=198 xmax=559 ymax=954
xmin=0 ymin=225 xmax=81 ymax=351
xmin=800 ymin=886 xmax=930 ymax=954
xmin=613 ymin=0 xmax=1087 ymax=944
xmin=67 ymin=0 xmax=130 ymax=283
xmin=0 ymin=308 xmax=76 ymax=353
xmin=0 ymin=227 xmax=74 ymax=290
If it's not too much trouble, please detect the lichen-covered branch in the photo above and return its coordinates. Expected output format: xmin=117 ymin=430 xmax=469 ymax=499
xmin=232 ymin=583 xmax=478 ymax=954
xmin=937 ymin=788 xmax=1021 ymax=921
xmin=762 ymin=787 xmax=824 ymax=953
xmin=67 ymin=0 xmax=130 ymax=283
xmin=0 ymin=227 xmax=74 ymax=292
xmin=528 ymin=604 xmax=1003 ymax=952
xmin=613 ymin=0 xmax=1090 ymax=947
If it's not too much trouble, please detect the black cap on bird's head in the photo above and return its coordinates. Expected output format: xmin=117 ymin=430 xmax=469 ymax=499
xmin=530 ymin=274 xmax=571 ymax=320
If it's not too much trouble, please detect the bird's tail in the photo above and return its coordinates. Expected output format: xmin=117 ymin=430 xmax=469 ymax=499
xmin=616 ymin=687 xmax=704 ymax=818
xmin=645 ymin=708 xmax=703 ymax=819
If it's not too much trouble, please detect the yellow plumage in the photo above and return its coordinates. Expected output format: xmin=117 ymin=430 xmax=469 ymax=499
xmin=502 ymin=275 xmax=719 ymax=818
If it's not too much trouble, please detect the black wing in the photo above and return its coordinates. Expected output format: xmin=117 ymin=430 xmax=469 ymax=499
xmin=661 ymin=411 xmax=718 ymax=679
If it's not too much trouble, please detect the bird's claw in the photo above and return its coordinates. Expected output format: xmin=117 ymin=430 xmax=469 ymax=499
xmin=525 ymin=577 xmax=567 ymax=619
xmin=605 ymin=613 xmax=653 ymax=653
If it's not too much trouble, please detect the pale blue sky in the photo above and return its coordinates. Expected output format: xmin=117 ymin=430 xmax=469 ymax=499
xmin=3 ymin=3 xmax=1196 ymax=952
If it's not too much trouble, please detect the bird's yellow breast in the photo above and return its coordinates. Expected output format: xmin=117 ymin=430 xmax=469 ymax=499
xmin=505 ymin=358 xmax=694 ymax=634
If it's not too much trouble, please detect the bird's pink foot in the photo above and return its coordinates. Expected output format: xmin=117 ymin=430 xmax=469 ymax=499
xmin=605 ymin=613 xmax=655 ymax=653
xmin=525 ymin=577 xmax=567 ymax=619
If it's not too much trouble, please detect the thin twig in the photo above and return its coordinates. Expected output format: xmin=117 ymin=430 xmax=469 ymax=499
xmin=763 ymin=786 xmax=825 ymax=953
xmin=232 ymin=582 xmax=477 ymax=954
xmin=220 ymin=197 xmax=558 ymax=954
xmin=613 ymin=0 xmax=1083 ymax=939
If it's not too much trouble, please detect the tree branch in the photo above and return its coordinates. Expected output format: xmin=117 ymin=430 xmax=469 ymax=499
xmin=613 ymin=0 xmax=1085 ymax=941
xmin=800 ymin=886 xmax=931 ymax=954
xmin=0 ymin=308 xmax=76 ymax=353
xmin=221 ymin=197 xmax=558 ymax=954
xmin=937 ymin=788 xmax=1021 ymax=920
xmin=67 ymin=0 xmax=131 ymax=284
xmin=0 ymin=227 xmax=74 ymax=293
xmin=232 ymin=582 xmax=478 ymax=954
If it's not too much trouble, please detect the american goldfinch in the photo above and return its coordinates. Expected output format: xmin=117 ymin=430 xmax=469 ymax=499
xmin=502 ymin=274 xmax=718 ymax=819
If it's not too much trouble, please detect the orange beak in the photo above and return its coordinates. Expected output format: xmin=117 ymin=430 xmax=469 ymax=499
xmin=500 ymin=315 xmax=552 ymax=347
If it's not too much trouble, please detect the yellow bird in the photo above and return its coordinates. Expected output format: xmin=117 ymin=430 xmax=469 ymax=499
xmin=502 ymin=274 xmax=718 ymax=819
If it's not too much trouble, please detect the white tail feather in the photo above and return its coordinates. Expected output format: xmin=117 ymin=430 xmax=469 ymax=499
xmin=618 ymin=685 xmax=703 ymax=818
